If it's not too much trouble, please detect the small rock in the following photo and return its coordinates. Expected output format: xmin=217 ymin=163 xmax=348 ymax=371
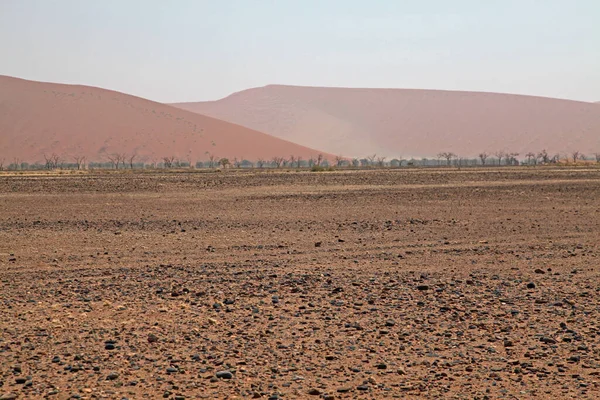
xmin=526 ymin=282 xmax=536 ymax=289
xmin=147 ymin=334 xmax=159 ymax=343
xmin=0 ymin=393 xmax=18 ymax=400
xmin=568 ymin=355 xmax=580 ymax=363
xmin=416 ymin=285 xmax=429 ymax=291
xmin=307 ymin=389 xmax=321 ymax=395
xmin=541 ymin=337 xmax=557 ymax=345
xmin=216 ymin=370 xmax=233 ymax=379
xmin=106 ymin=372 xmax=119 ymax=381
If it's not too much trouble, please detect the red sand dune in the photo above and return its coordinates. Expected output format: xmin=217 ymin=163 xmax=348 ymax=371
xmin=174 ymin=85 xmax=600 ymax=158
xmin=0 ymin=76 xmax=331 ymax=164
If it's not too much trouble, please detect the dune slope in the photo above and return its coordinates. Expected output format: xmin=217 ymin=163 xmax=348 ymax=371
xmin=174 ymin=85 xmax=600 ymax=157
xmin=0 ymin=76 xmax=330 ymax=164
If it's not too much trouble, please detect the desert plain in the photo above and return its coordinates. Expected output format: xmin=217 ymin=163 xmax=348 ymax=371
xmin=1 ymin=167 xmax=600 ymax=399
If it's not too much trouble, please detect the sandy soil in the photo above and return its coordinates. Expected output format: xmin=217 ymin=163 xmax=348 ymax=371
xmin=1 ymin=167 xmax=600 ymax=399
xmin=173 ymin=85 xmax=600 ymax=157
xmin=0 ymin=76 xmax=331 ymax=164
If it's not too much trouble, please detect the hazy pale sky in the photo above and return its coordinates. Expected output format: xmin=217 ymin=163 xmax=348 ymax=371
xmin=1 ymin=0 xmax=598 ymax=102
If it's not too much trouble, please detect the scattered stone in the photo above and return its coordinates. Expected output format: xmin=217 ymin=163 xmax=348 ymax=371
xmin=216 ymin=370 xmax=233 ymax=379
xmin=106 ymin=372 xmax=119 ymax=381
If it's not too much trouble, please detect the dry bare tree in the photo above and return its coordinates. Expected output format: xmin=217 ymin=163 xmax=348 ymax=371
xmin=334 ymin=155 xmax=344 ymax=167
xmin=594 ymin=153 xmax=600 ymax=163
xmin=366 ymin=154 xmax=376 ymax=166
xmin=494 ymin=150 xmax=506 ymax=165
xmin=257 ymin=158 xmax=265 ymax=169
xmin=296 ymin=156 xmax=302 ymax=168
xmin=128 ymin=154 xmax=137 ymax=169
xmin=12 ymin=157 xmax=21 ymax=170
xmin=525 ymin=152 xmax=535 ymax=165
xmin=108 ymin=153 xmax=126 ymax=169
xmin=206 ymin=153 xmax=217 ymax=168
xmin=438 ymin=152 xmax=456 ymax=166
xmin=233 ymin=157 xmax=242 ymax=168
xmin=479 ymin=152 xmax=488 ymax=165
xmin=571 ymin=151 xmax=580 ymax=164
xmin=109 ymin=154 xmax=118 ymax=169
xmin=316 ymin=154 xmax=324 ymax=166
xmin=43 ymin=154 xmax=53 ymax=170
xmin=0 ymin=158 xmax=4 ymax=171
xmin=537 ymin=149 xmax=549 ymax=164
xmin=44 ymin=153 xmax=61 ymax=169
xmin=289 ymin=155 xmax=297 ymax=168
xmin=376 ymin=156 xmax=387 ymax=167
xmin=162 ymin=156 xmax=176 ymax=169
xmin=74 ymin=155 xmax=86 ymax=170
xmin=272 ymin=157 xmax=285 ymax=168
xmin=352 ymin=158 xmax=360 ymax=167
xmin=507 ymin=152 xmax=519 ymax=165
xmin=107 ymin=154 xmax=117 ymax=169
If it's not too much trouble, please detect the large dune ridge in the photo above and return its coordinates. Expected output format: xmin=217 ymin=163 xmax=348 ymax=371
xmin=0 ymin=76 xmax=332 ymax=164
xmin=173 ymin=85 xmax=600 ymax=158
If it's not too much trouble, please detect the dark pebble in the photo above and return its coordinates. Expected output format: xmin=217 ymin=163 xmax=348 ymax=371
xmin=216 ymin=370 xmax=233 ymax=379
xmin=106 ymin=372 xmax=119 ymax=381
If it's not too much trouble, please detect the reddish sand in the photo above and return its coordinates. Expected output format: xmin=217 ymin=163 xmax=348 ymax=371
xmin=174 ymin=85 xmax=600 ymax=158
xmin=0 ymin=76 xmax=331 ymax=164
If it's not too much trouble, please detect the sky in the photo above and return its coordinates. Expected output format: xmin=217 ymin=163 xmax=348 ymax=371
xmin=0 ymin=0 xmax=598 ymax=103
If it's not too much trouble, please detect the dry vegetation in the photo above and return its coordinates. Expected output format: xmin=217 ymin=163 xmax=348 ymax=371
xmin=1 ymin=167 xmax=600 ymax=399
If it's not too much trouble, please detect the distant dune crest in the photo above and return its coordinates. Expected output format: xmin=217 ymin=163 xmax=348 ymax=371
xmin=0 ymin=76 xmax=330 ymax=164
xmin=173 ymin=85 xmax=600 ymax=158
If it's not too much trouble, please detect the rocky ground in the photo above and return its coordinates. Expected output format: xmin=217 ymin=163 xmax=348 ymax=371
xmin=1 ymin=167 xmax=599 ymax=399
